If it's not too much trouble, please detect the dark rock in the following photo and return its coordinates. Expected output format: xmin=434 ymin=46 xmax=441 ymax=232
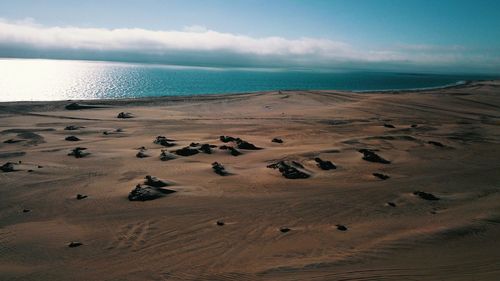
xmin=27 ymin=169 xmax=34 ymax=172
xmin=144 ymin=175 xmax=169 ymax=187
xmin=22 ymin=209 xmax=31 ymax=213
xmin=136 ymin=150 xmax=150 ymax=158
xmin=189 ymin=142 xmax=200 ymax=147
xmin=237 ymin=140 xmax=261 ymax=150
xmin=212 ymin=162 xmax=228 ymax=176
xmin=267 ymin=160 xmax=310 ymax=179
xmin=411 ymin=124 xmax=418 ymax=128
xmin=383 ymin=123 xmax=395 ymax=128
xmin=175 ymin=146 xmax=199 ymax=156
xmin=103 ymin=128 xmax=124 ymax=136
xmin=228 ymin=147 xmax=242 ymax=156
xmin=1 ymin=162 xmax=18 ymax=172
xmin=76 ymin=194 xmax=88 ymax=200
xmin=65 ymin=103 xmax=108 ymax=110
xmin=3 ymin=139 xmax=23 ymax=143
xmin=68 ymin=242 xmax=83 ymax=248
xmin=65 ymin=136 xmax=80 ymax=141
xmin=373 ymin=173 xmax=390 ymax=180
xmin=336 ymin=224 xmax=348 ymax=231
xmin=428 ymin=141 xmax=444 ymax=147
xmin=216 ymin=220 xmax=225 ymax=226
xmin=280 ymin=227 xmax=291 ymax=233
xmin=159 ymin=150 xmax=176 ymax=161
xmin=272 ymin=138 xmax=283 ymax=143
xmin=153 ymin=136 xmax=176 ymax=147
xmin=68 ymin=147 xmax=90 ymax=158
xmin=387 ymin=202 xmax=396 ymax=207
xmin=358 ymin=149 xmax=390 ymax=164
xmin=128 ymin=184 xmax=175 ymax=201
xmin=413 ymin=191 xmax=440 ymax=201
xmin=314 ymin=157 xmax=336 ymax=170
xmin=219 ymin=135 xmax=261 ymax=150
xmin=220 ymin=135 xmax=237 ymax=143
xmin=64 ymin=125 xmax=82 ymax=131
xmin=117 ymin=112 xmax=134 ymax=119
xmin=219 ymin=145 xmax=242 ymax=156
xmin=199 ymin=144 xmax=212 ymax=154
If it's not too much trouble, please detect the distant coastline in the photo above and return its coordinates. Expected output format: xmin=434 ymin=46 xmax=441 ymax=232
xmin=353 ymin=79 xmax=471 ymax=93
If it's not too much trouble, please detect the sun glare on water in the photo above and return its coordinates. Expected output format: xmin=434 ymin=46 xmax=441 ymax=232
xmin=0 ymin=59 xmax=117 ymax=102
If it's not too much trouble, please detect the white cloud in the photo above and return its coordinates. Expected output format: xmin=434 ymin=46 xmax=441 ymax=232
xmin=0 ymin=18 xmax=498 ymax=72
xmin=0 ymin=19 xmax=355 ymax=57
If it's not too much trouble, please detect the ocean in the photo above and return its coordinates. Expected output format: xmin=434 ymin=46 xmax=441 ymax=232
xmin=0 ymin=58 xmax=496 ymax=102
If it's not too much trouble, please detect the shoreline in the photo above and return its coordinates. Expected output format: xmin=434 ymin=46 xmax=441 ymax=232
xmin=352 ymin=79 xmax=471 ymax=93
xmin=0 ymin=79 xmax=495 ymax=110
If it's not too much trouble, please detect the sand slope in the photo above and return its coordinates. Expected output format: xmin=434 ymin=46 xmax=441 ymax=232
xmin=1 ymin=81 xmax=499 ymax=280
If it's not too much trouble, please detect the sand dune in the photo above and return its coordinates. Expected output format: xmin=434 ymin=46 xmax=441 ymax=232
xmin=1 ymin=80 xmax=499 ymax=280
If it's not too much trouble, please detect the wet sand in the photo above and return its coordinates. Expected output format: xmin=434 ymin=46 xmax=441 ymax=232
xmin=1 ymin=80 xmax=499 ymax=280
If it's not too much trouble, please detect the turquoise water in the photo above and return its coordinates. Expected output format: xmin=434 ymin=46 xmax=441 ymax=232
xmin=0 ymin=59 xmax=496 ymax=102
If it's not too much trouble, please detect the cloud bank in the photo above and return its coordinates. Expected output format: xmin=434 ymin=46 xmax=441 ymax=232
xmin=0 ymin=19 xmax=498 ymax=73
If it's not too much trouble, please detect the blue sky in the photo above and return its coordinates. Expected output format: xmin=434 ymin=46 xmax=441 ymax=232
xmin=0 ymin=0 xmax=499 ymax=73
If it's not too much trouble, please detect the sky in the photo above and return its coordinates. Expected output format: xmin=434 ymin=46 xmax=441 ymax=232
xmin=0 ymin=0 xmax=499 ymax=73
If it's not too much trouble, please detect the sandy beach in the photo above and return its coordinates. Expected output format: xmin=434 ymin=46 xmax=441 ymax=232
xmin=1 ymin=80 xmax=499 ymax=280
